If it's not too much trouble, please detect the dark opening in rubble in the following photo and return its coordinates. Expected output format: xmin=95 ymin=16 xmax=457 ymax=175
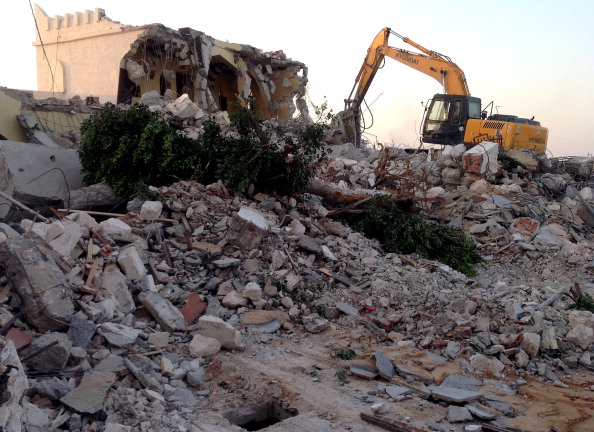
xmin=223 ymin=398 xmax=298 ymax=431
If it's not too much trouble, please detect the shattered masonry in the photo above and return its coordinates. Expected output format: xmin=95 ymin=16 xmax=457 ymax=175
xmin=33 ymin=5 xmax=309 ymax=122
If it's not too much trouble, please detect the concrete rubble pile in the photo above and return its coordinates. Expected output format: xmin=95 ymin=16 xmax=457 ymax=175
xmin=1 ymin=105 xmax=594 ymax=431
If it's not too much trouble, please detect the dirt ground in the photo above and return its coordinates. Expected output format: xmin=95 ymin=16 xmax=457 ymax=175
xmin=202 ymin=326 xmax=594 ymax=432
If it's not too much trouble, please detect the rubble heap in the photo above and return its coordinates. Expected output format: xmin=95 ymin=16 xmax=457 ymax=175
xmin=1 ymin=98 xmax=594 ymax=432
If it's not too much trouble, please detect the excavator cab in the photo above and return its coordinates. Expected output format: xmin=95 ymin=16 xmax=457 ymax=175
xmin=421 ymin=94 xmax=482 ymax=145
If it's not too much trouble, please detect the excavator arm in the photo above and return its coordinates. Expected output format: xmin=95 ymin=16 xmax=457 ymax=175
xmin=341 ymin=27 xmax=470 ymax=145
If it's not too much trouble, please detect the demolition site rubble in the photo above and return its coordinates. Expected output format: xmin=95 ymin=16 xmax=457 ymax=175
xmin=1 ymin=93 xmax=594 ymax=432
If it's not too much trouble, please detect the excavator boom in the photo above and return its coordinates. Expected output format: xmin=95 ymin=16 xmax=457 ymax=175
xmin=338 ymin=27 xmax=547 ymax=154
xmin=341 ymin=28 xmax=470 ymax=145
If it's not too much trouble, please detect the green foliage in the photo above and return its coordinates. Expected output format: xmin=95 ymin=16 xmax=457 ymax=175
xmin=337 ymin=197 xmax=487 ymax=277
xmin=335 ymin=370 xmax=348 ymax=383
xmin=569 ymin=293 xmax=594 ymax=312
xmin=334 ymin=349 xmax=356 ymax=360
xmin=78 ymin=103 xmax=202 ymax=198
xmin=79 ymin=100 xmax=327 ymax=199
xmin=197 ymin=108 xmax=328 ymax=194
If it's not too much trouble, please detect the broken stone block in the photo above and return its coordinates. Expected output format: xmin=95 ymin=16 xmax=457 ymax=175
xmin=138 ymin=292 xmax=186 ymax=331
xmin=67 ymin=316 xmax=97 ymax=349
xmin=506 ymin=149 xmax=539 ymax=172
xmin=60 ymin=371 xmax=116 ymax=413
xmin=431 ymin=386 xmax=483 ymax=403
xmin=440 ymin=374 xmax=483 ymax=392
xmin=298 ymin=234 xmax=322 ymax=254
xmin=533 ymin=223 xmax=570 ymax=250
xmin=302 ymin=314 xmax=329 ymax=333
xmin=441 ymin=166 xmax=462 ymax=186
xmin=466 ymin=403 xmax=498 ymax=421
xmin=27 ymin=332 xmax=72 ymax=373
xmin=470 ymin=353 xmax=505 ymax=374
xmin=100 ymin=267 xmax=136 ymax=313
xmin=0 ymin=237 xmax=74 ymax=331
xmin=147 ymin=332 xmax=169 ymax=349
xmin=197 ymin=315 xmax=244 ymax=350
xmin=0 ymin=337 xmax=28 ymax=432
xmin=226 ymin=207 xmax=269 ymax=250
xmin=166 ymin=94 xmax=199 ymax=119
xmin=540 ymin=326 xmax=559 ymax=350
xmin=242 ymin=282 xmax=262 ymax=303
xmin=447 ymin=406 xmax=473 ymax=423
xmin=373 ymin=351 xmax=396 ymax=380
xmin=140 ymin=200 xmax=163 ymax=221
xmin=98 ymin=217 xmax=132 ymax=239
xmin=33 ymin=377 xmax=71 ymax=401
xmin=521 ymin=332 xmax=541 ymax=358
xmin=336 ymin=301 xmax=360 ymax=316
xmin=117 ymin=246 xmax=147 ymax=281
xmin=514 ymin=349 xmax=530 ymax=368
xmin=568 ymin=310 xmax=594 ymax=329
xmin=222 ymin=291 xmax=248 ymax=308
xmin=386 ymin=385 xmax=412 ymax=398
xmin=48 ymin=219 xmax=83 ymax=257
xmin=567 ymin=324 xmax=594 ymax=350
xmin=213 ymin=257 xmax=241 ymax=268
xmin=188 ymin=333 xmax=221 ymax=358
xmin=124 ymin=355 xmax=163 ymax=390
xmin=66 ymin=211 xmax=100 ymax=231
xmin=126 ymin=59 xmax=146 ymax=86
xmin=463 ymin=141 xmax=499 ymax=174
xmin=69 ymin=183 xmax=121 ymax=210
xmin=19 ymin=219 xmax=64 ymax=242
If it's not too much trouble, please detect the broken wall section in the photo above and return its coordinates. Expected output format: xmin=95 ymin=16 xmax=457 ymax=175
xmin=120 ymin=25 xmax=309 ymax=122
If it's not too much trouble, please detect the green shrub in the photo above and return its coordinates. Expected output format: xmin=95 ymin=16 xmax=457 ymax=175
xmin=78 ymin=103 xmax=201 ymax=197
xmin=197 ymin=108 xmax=328 ymax=194
xmin=79 ymin=102 xmax=328 ymax=198
xmin=337 ymin=197 xmax=487 ymax=277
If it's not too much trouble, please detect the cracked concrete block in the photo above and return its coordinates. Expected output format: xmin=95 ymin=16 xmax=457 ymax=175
xmin=100 ymin=267 xmax=135 ymax=313
xmin=188 ymin=333 xmax=221 ymax=358
xmin=0 ymin=337 xmax=28 ymax=432
xmin=138 ymin=292 xmax=186 ymax=332
xmin=27 ymin=332 xmax=73 ymax=373
xmin=0 ymin=141 xmax=83 ymax=220
xmin=226 ymin=207 xmax=269 ymax=250
xmin=98 ymin=218 xmax=132 ymax=239
xmin=126 ymin=59 xmax=146 ymax=86
xmin=197 ymin=315 xmax=244 ymax=350
xmin=60 ymin=371 xmax=116 ymax=414
xmin=0 ymin=237 xmax=74 ymax=331
xmin=117 ymin=246 xmax=146 ymax=281
xmin=463 ymin=141 xmax=499 ymax=174
xmin=20 ymin=219 xmax=64 ymax=242
xmin=48 ymin=219 xmax=83 ymax=257
xmin=166 ymin=94 xmax=199 ymax=119
xmin=140 ymin=200 xmax=163 ymax=221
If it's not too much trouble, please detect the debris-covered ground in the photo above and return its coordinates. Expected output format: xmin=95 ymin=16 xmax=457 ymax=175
xmin=2 ymin=94 xmax=594 ymax=432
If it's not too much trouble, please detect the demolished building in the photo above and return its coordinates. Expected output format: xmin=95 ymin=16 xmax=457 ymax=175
xmin=32 ymin=5 xmax=309 ymax=120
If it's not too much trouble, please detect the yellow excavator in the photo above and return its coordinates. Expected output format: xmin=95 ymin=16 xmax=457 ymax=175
xmin=339 ymin=28 xmax=548 ymax=154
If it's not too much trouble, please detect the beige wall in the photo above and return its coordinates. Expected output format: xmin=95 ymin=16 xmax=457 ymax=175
xmin=33 ymin=5 xmax=144 ymax=97
xmin=0 ymin=92 xmax=27 ymax=142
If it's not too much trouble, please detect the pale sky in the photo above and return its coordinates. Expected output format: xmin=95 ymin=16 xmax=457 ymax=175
xmin=2 ymin=1 xmax=593 ymax=157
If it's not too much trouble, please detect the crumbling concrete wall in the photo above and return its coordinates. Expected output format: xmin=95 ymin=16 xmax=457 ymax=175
xmin=33 ymin=6 xmax=308 ymax=122
xmin=0 ymin=88 xmax=28 ymax=142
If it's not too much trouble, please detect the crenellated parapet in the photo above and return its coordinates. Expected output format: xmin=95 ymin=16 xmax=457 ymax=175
xmin=32 ymin=4 xmax=139 ymax=45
